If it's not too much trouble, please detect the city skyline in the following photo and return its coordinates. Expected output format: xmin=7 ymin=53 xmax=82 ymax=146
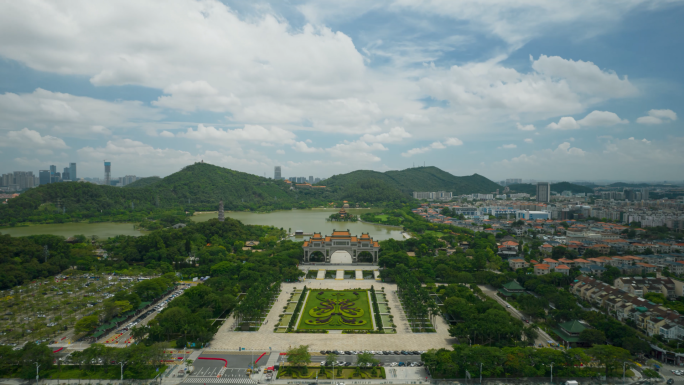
xmin=0 ymin=1 xmax=682 ymax=181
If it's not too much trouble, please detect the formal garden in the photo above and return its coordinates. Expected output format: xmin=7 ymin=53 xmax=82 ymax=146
xmin=297 ymin=289 xmax=374 ymax=331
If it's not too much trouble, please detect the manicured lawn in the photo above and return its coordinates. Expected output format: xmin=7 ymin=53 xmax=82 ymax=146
xmin=297 ymin=290 xmax=372 ymax=330
xmin=374 ymin=214 xmax=389 ymax=221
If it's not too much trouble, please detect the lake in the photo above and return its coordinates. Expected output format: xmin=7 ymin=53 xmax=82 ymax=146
xmin=0 ymin=209 xmax=404 ymax=241
xmin=192 ymin=208 xmax=404 ymax=241
xmin=0 ymin=222 xmax=146 ymax=238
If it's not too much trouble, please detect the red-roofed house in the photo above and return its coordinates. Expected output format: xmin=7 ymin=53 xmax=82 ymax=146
xmin=555 ymin=265 xmax=570 ymax=275
xmin=534 ymin=264 xmax=551 ymax=276
xmin=509 ymin=258 xmax=529 ymax=270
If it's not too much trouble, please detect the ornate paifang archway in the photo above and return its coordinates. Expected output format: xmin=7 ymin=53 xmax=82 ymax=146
xmin=329 ymin=250 xmax=353 ymax=264
xmin=302 ymin=230 xmax=380 ymax=264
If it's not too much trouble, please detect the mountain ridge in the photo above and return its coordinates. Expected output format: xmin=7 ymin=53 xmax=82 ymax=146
xmin=321 ymin=166 xmax=501 ymax=196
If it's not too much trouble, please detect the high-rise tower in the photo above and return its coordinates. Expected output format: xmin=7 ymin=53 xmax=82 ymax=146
xmin=536 ymin=182 xmax=550 ymax=203
xmin=104 ymin=161 xmax=111 ymax=186
xmin=69 ymin=163 xmax=77 ymax=181
xmin=218 ymin=200 xmax=225 ymax=222
xmin=274 ymin=166 xmax=281 ymax=180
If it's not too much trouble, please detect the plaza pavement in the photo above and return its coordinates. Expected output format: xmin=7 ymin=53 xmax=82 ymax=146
xmin=212 ymin=280 xmax=457 ymax=351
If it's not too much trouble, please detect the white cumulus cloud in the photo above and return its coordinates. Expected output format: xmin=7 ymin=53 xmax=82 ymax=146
xmin=360 ymin=126 xmax=412 ymax=143
xmin=153 ymin=81 xmax=240 ymax=112
xmin=636 ymin=109 xmax=678 ymax=124
xmin=498 ymin=144 xmax=517 ymax=149
xmin=547 ymin=110 xmax=627 ymax=130
xmin=0 ymin=128 xmax=69 ymax=153
xmin=178 ymin=124 xmax=296 ymax=146
xmin=292 ymin=141 xmax=323 ymax=153
xmin=402 ymin=137 xmax=462 ymax=157
xmin=516 ymin=123 xmax=536 ymax=131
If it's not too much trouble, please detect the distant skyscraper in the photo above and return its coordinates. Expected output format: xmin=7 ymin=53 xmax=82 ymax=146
xmin=536 ymin=182 xmax=550 ymax=203
xmin=624 ymin=188 xmax=636 ymax=201
xmin=274 ymin=166 xmax=281 ymax=180
xmin=39 ymin=170 xmax=50 ymax=185
xmin=314 ymin=177 xmax=320 ymax=183
xmin=641 ymin=188 xmax=649 ymax=201
xmin=1 ymin=173 xmax=12 ymax=187
xmin=309 ymin=176 xmax=314 ymax=184
xmin=49 ymin=165 xmax=56 ymax=175
xmin=69 ymin=162 xmax=77 ymax=181
xmin=62 ymin=167 xmax=70 ymax=181
xmin=104 ymin=161 xmax=111 ymax=186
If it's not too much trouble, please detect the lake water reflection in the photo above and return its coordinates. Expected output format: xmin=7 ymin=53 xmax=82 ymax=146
xmin=192 ymin=208 xmax=404 ymax=241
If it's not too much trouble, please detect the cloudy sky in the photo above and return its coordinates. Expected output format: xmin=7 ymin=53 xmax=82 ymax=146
xmin=0 ymin=0 xmax=682 ymax=182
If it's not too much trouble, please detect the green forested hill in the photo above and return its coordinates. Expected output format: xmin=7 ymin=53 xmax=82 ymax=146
xmin=124 ymin=176 xmax=162 ymax=188
xmin=321 ymin=166 xmax=501 ymax=195
xmin=0 ymin=163 xmax=413 ymax=225
xmin=0 ymin=164 xmax=498 ymax=225
xmin=507 ymin=182 xmax=594 ymax=195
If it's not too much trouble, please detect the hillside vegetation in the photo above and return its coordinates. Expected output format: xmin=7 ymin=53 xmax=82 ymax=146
xmin=321 ymin=166 xmax=501 ymax=195
xmin=506 ymin=182 xmax=594 ymax=195
xmin=124 ymin=176 xmax=162 ymax=188
xmin=0 ymin=164 xmax=501 ymax=225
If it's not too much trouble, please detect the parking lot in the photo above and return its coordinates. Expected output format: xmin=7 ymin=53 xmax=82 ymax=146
xmin=276 ymin=351 xmax=426 ymax=367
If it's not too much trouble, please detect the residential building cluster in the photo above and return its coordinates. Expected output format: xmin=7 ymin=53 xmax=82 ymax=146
xmin=0 ymin=171 xmax=37 ymax=191
xmin=413 ymin=191 xmax=453 ymax=201
xmin=571 ymin=275 xmax=684 ymax=341
xmin=509 ymin=254 xmax=684 ymax=277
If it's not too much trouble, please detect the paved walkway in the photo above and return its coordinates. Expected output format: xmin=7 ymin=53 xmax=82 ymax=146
xmin=356 ymin=270 xmax=363 ymax=280
xmin=212 ymin=281 xmax=456 ymax=351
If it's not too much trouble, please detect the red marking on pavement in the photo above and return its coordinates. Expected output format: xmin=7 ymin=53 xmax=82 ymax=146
xmin=255 ymin=352 xmax=267 ymax=363
xmin=198 ymin=357 xmax=228 ymax=367
xmin=53 ymin=347 xmax=64 ymax=353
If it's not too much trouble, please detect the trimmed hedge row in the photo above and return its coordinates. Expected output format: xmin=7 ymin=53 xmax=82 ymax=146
xmin=287 ymin=286 xmax=308 ymax=331
xmin=370 ymin=285 xmax=383 ymax=330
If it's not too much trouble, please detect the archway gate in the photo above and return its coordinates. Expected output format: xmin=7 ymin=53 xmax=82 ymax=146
xmin=302 ymin=230 xmax=380 ymax=264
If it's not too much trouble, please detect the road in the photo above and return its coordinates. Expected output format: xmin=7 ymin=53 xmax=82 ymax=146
xmin=478 ymin=285 xmax=556 ymax=348
xmin=99 ymin=286 xmax=188 ymax=346
xmin=187 ymin=353 xmax=262 ymax=383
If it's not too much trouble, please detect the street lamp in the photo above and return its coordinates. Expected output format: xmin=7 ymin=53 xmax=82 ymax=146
xmin=119 ymin=361 xmax=125 ymax=381
xmin=35 ymin=362 xmax=40 ymax=383
xmin=623 ymin=362 xmax=630 ymax=384
xmin=479 ymin=362 xmax=483 ymax=384
xmin=548 ymin=363 xmax=553 ymax=384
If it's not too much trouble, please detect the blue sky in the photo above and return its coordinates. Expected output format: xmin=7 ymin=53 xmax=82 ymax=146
xmin=0 ymin=0 xmax=682 ymax=182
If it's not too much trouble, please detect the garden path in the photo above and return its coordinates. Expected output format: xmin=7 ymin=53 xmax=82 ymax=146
xmin=213 ymin=281 xmax=455 ymax=351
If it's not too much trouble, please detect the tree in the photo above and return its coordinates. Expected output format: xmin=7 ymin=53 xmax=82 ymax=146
xmin=621 ymin=337 xmax=651 ymax=355
xmin=18 ymin=342 xmax=53 ymax=380
xmin=326 ymin=352 xmax=338 ymax=366
xmin=356 ymin=352 xmax=379 ymax=367
xmin=74 ymin=315 xmax=99 ymax=333
xmin=286 ymin=345 xmax=311 ymax=368
xmin=587 ymin=345 xmax=631 ymax=377
xmin=579 ymin=329 xmax=606 ymax=346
